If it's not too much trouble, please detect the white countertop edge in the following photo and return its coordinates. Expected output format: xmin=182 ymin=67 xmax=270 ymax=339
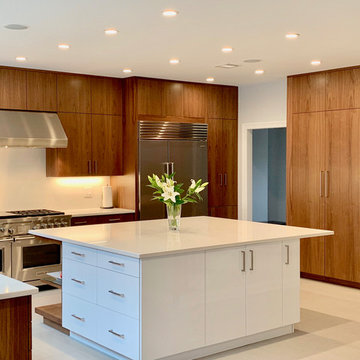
xmin=63 ymin=208 xmax=135 ymax=218
xmin=0 ymin=275 xmax=39 ymax=300
xmin=28 ymin=229 xmax=334 ymax=259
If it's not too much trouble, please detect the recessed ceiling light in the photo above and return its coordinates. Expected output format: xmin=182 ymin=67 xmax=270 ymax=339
xmin=286 ymin=33 xmax=300 ymax=39
xmin=222 ymin=47 xmax=233 ymax=53
xmin=123 ymin=68 xmax=132 ymax=74
xmin=311 ymin=60 xmax=321 ymax=66
xmin=243 ymin=59 xmax=261 ymax=63
xmin=255 ymin=69 xmax=265 ymax=75
xmin=206 ymin=77 xmax=215 ymax=82
xmin=15 ymin=56 xmax=27 ymax=62
xmin=162 ymin=9 xmax=179 ymax=17
xmin=169 ymin=58 xmax=180 ymax=64
xmin=58 ymin=44 xmax=70 ymax=50
xmin=4 ymin=24 xmax=28 ymax=30
xmin=105 ymin=28 xmax=118 ymax=35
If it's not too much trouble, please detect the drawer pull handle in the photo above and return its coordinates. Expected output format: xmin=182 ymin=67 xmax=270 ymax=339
xmin=71 ymin=314 xmax=85 ymax=322
xmin=109 ymin=218 xmax=121 ymax=222
xmin=74 ymin=221 xmax=88 ymax=225
xmin=285 ymin=245 xmax=290 ymax=265
xmin=249 ymin=250 xmax=254 ymax=271
xmin=108 ymin=329 xmax=125 ymax=339
xmin=71 ymin=251 xmax=85 ymax=257
xmin=241 ymin=251 xmax=246 ymax=272
xmin=71 ymin=278 xmax=85 ymax=285
xmin=108 ymin=290 xmax=125 ymax=298
xmin=108 ymin=260 xmax=125 ymax=267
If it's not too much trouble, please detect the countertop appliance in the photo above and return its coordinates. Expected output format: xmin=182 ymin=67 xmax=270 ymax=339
xmin=0 ymin=209 xmax=71 ymax=286
xmin=138 ymin=121 xmax=208 ymax=220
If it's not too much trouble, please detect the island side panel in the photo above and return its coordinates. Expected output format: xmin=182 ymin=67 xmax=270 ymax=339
xmin=140 ymin=252 xmax=205 ymax=360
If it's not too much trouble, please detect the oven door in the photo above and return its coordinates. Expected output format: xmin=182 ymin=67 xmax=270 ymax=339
xmin=12 ymin=235 xmax=62 ymax=284
xmin=0 ymin=238 xmax=12 ymax=277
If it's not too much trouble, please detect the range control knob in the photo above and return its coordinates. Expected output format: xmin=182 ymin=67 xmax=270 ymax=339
xmin=0 ymin=227 xmax=5 ymax=233
xmin=55 ymin=222 xmax=61 ymax=228
xmin=61 ymin=222 xmax=68 ymax=227
xmin=40 ymin=224 xmax=47 ymax=229
xmin=8 ymin=228 xmax=15 ymax=235
xmin=32 ymin=224 xmax=41 ymax=230
xmin=48 ymin=223 xmax=54 ymax=228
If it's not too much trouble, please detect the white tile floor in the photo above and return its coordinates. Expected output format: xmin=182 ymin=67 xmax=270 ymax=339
xmin=32 ymin=279 xmax=360 ymax=360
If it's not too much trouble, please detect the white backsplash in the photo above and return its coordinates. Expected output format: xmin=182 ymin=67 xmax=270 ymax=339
xmin=0 ymin=148 xmax=110 ymax=211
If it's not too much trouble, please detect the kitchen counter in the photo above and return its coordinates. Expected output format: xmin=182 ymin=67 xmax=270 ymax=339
xmin=0 ymin=274 xmax=38 ymax=300
xmin=29 ymin=216 xmax=333 ymax=259
xmin=63 ymin=207 xmax=135 ymax=218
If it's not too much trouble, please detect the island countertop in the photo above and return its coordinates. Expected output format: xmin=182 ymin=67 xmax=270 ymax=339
xmin=0 ymin=274 xmax=38 ymax=300
xmin=29 ymin=216 xmax=333 ymax=259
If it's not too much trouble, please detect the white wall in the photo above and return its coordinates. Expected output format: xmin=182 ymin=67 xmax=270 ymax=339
xmin=0 ymin=148 xmax=110 ymax=211
xmin=238 ymin=79 xmax=287 ymax=219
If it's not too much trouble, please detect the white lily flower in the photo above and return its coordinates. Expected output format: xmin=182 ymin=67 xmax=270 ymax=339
xmin=195 ymin=182 xmax=208 ymax=193
xmin=190 ymin=179 xmax=196 ymax=190
xmin=162 ymin=185 xmax=180 ymax=203
xmin=154 ymin=175 xmax=163 ymax=189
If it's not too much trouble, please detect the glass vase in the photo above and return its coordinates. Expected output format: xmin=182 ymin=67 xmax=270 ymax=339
xmin=166 ymin=203 xmax=182 ymax=231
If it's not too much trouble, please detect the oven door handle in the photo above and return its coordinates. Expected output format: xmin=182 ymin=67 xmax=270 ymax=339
xmin=13 ymin=235 xmax=36 ymax=242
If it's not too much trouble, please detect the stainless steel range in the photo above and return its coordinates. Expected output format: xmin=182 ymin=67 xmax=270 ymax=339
xmin=0 ymin=209 xmax=71 ymax=285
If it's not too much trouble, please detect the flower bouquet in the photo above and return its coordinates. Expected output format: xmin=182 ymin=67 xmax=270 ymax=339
xmin=147 ymin=173 xmax=208 ymax=230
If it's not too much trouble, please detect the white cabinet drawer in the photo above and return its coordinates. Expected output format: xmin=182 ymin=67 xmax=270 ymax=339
xmin=63 ymin=243 xmax=97 ymax=266
xmin=63 ymin=258 xmax=97 ymax=303
xmin=97 ymin=306 xmax=139 ymax=360
xmin=97 ymin=251 xmax=139 ymax=277
xmin=63 ymin=294 xmax=97 ymax=341
xmin=97 ymin=268 xmax=140 ymax=319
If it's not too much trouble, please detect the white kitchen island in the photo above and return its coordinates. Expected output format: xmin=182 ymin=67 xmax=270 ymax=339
xmin=30 ymin=217 xmax=333 ymax=360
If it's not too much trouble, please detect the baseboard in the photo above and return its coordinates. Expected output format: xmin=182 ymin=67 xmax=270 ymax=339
xmin=301 ymin=272 xmax=360 ymax=289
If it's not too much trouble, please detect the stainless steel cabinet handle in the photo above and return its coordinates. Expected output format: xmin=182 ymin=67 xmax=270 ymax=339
xmin=320 ymin=171 xmax=324 ymax=197
xmin=71 ymin=314 xmax=85 ymax=322
xmin=108 ymin=329 xmax=125 ymax=339
xmin=224 ymin=173 xmax=227 ymax=186
xmin=108 ymin=260 xmax=125 ymax=267
xmin=108 ymin=218 xmax=121 ymax=222
xmin=163 ymin=162 xmax=170 ymax=175
xmin=88 ymin=160 xmax=92 ymax=174
xmin=94 ymin=160 xmax=98 ymax=174
xmin=285 ymin=245 xmax=290 ymax=265
xmin=108 ymin=290 xmax=125 ymax=298
xmin=241 ymin=250 xmax=246 ymax=272
xmin=219 ymin=174 xmax=223 ymax=186
xmin=169 ymin=162 xmax=174 ymax=175
xmin=249 ymin=250 xmax=254 ymax=271
xmin=325 ymin=171 xmax=329 ymax=198
xmin=71 ymin=251 xmax=85 ymax=257
xmin=71 ymin=278 xmax=85 ymax=285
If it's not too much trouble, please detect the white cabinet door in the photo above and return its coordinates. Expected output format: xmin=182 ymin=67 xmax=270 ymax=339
xmin=246 ymin=242 xmax=283 ymax=335
xmin=205 ymin=247 xmax=246 ymax=345
xmin=283 ymin=239 xmax=300 ymax=325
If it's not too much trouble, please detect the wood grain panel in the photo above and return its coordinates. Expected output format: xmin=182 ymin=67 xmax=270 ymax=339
xmin=137 ymin=78 xmax=163 ymax=116
xmin=326 ymin=69 xmax=360 ymax=110
xmin=286 ymin=112 xmax=325 ymax=275
xmin=47 ymin=113 xmax=92 ymax=176
xmin=0 ymin=68 xmax=27 ymax=110
xmin=222 ymin=86 xmax=238 ymax=120
xmin=325 ymin=110 xmax=360 ymax=282
xmin=57 ymin=74 xmax=91 ymax=113
xmin=206 ymin=118 xmax=223 ymax=207
xmin=71 ymin=213 xmax=135 ymax=226
xmin=290 ymin=73 xmax=326 ymax=113
xmin=222 ymin=119 xmax=238 ymax=205
xmin=183 ymin=83 xmax=206 ymax=118
xmin=26 ymin=71 xmax=57 ymax=111
xmin=206 ymin=85 xmax=223 ymax=119
xmin=163 ymin=81 xmax=183 ymax=117
xmin=0 ymin=295 xmax=31 ymax=360
xmin=91 ymin=115 xmax=122 ymax=175
xmin=91 ymin=77 xmax=122 ymax=115
xmin=210 ymin=206 xmax=238 ymax=219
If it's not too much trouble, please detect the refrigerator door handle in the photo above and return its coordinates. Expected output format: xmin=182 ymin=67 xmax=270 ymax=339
xmin=163 ymin=162 xmax=170 ymax=175
xmin=169 ymin=162 xmax=174 ymax=175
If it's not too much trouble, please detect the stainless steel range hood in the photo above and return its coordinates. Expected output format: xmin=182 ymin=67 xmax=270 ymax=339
xmin=0 ymin=110 xmax=68 ymax=148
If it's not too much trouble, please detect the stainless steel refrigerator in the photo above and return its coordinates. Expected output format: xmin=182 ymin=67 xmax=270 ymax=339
xmin=138 ymin=121 xmax=208 ymax=220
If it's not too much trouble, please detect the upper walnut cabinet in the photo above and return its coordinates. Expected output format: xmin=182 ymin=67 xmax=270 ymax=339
xmin=207 ymin=85 xmax=238 ymax=120
xmin=27 ymin=71 xmax=57 ymax=111
xmin=91 ymin=77 xmax=122 ymax=115
xmin=137 ymin=78 xmax=163 ymax=117
xmin=0 ymin=68 xmax=27 ymax=110
xmin=57 ymin=73 xmax=92 ymax=113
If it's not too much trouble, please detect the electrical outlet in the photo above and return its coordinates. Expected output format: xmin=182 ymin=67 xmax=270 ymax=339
xmin=84 ymin=186 xmax=93 ymax=198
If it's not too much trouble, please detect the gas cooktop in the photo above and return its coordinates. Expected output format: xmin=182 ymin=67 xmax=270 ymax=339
xmin=4 ymin=209 xmax=65 ymax=218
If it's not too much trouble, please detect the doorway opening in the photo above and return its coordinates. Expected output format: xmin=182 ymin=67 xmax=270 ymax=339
xmin=252 ymin=128 xmax=286 ymax=224
xmin=240 ymin=121 xmax=286 ymax=221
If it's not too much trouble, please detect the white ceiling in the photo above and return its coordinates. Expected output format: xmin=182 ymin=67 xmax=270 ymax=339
xmin=1 ymin=0 xmax=360 ymax=86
